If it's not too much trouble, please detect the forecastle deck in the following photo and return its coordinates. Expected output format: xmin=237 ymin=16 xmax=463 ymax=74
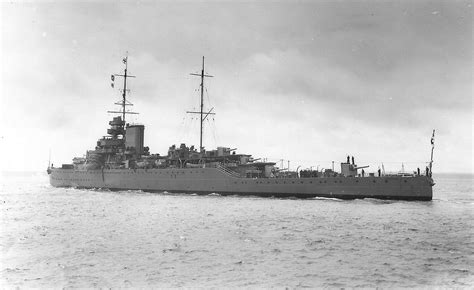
xmin=50 ymin=167 xmax=433 ymax=201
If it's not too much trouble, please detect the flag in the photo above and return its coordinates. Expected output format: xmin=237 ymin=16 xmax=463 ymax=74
xmin=111 ymin=83 xmax=114 ymax=88
xmin=431 ymin=130 xmax=435 ymax=145
xmin=122 ymin=57 xmax=127 ymax=64
xmin=111 ymin=75 xmax=114 ymax=81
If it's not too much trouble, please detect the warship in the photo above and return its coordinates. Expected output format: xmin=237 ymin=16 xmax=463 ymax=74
xmin=48 ymin=56 xmax=435 ymax=201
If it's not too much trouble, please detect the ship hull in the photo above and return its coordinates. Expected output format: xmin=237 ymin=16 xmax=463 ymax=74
xmin=49 ymin=167 xmax=433 ymax=201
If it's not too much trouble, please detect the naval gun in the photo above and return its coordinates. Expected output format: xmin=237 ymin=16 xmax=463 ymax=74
xmin=341 ymin=163 xmax=370 ymax=177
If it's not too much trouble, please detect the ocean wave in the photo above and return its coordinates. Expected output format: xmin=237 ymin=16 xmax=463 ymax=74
xmin=1 ymin=173 xmax=472 ymax=288
xmin=311 ymin=196 xmax=343 ymax=201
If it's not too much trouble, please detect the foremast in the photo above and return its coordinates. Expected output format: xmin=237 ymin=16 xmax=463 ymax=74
xmin=81 ymin=55 xmax=142 ymax=170
xmin=108 ymin=53 xmax=138 ymax=132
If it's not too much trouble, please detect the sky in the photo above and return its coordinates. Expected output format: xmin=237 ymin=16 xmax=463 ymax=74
xmin=1 ymin=0 xmax=472 ymax=174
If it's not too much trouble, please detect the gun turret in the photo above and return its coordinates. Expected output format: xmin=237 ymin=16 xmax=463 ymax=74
xmin=341 ymin=163 xmax=369 ymax=177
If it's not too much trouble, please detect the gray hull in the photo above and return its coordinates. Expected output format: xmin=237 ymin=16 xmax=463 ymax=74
xmin=49 ymin=167 xmax=433 ymax=201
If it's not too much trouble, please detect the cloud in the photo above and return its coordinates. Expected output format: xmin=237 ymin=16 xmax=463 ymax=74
xmin=1 ymin=1 xmax=471 ymax=173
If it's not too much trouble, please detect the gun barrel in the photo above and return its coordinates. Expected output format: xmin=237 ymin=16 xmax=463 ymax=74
xmin=354 ymin=165 xmax=370 ymax=170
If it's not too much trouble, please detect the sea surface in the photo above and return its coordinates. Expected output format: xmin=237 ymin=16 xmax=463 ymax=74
xmin=1 ymin=172 xmax=472 ymax=288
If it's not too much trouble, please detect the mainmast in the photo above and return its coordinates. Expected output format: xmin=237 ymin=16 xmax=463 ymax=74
xmin=188 ymin=56 xmax=215 ymax=152
xmin=108 ymin=53 xmax=138 ymax=128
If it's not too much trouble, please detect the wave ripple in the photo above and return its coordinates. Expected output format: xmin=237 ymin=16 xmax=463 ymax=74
xmin=1 ymin=172 xmax=473 ymax=287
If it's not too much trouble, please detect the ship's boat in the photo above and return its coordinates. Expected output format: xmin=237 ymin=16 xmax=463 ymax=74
xmin=48 ymin=56 xmax=435 ymax=201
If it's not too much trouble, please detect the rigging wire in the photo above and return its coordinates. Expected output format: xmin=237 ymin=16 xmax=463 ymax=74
xmin=211 ymin=117 xmax=219 ymax=146
xmin=204 ymin=86 xmax=220 ymax=147
xmin=205 ymin=88 xmax=212 ymax=108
